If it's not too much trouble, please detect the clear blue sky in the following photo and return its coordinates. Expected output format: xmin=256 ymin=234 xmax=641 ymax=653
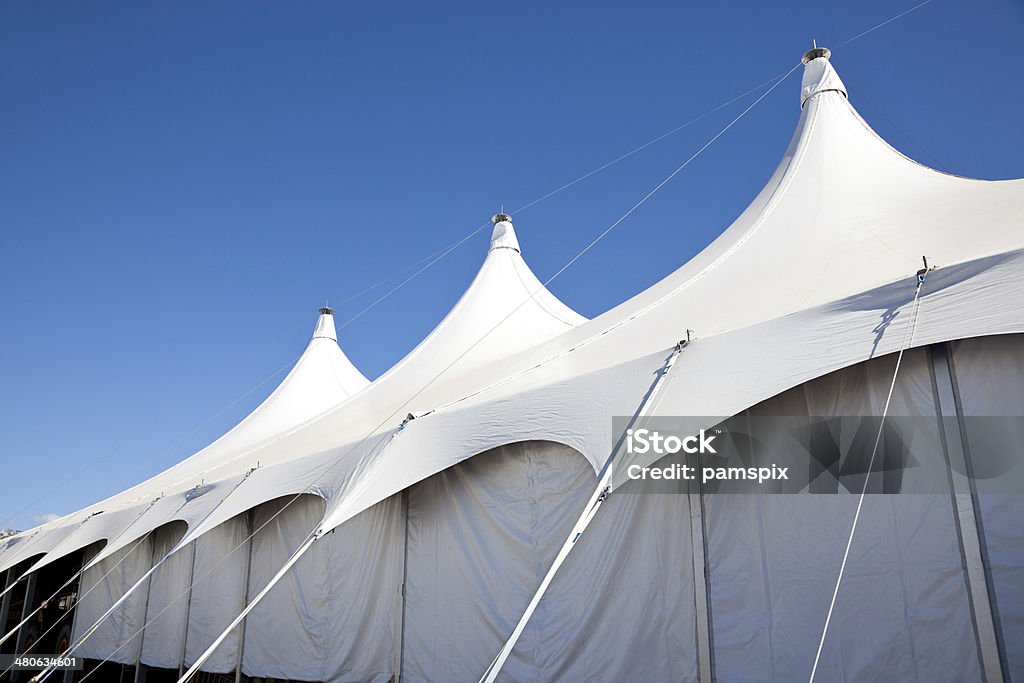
xmin=2 ymin=1 xmax=1022 ymax=531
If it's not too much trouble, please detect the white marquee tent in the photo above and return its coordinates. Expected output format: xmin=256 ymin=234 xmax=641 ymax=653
xmin=1 ymin=49 xmax=1022 ymax=683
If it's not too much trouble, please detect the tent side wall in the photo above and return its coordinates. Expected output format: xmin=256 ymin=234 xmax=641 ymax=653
xmin=401 ymin=441 xmax=595 ymax=682
xmin=396 ymin=336 xmax=1023 ymax=682
xmin=240 ymin=493 xmax=404 ymax=683
xmin=184 ymin=513 xmax=250 ymax=673
xmin=62 ymin=334 xmax=1023 ymax=682
xmin=950 ymin=333 xmax=1024 ymax=680
xmin=73 ymin=534 xmax=154 ymax=664
xmin=138 ymin=521 xmax=190 ymax=669
xmin=703 ymin=346 xmax=980 ymax=681
xmin=400 ymin=440 xmax=703 ymax=683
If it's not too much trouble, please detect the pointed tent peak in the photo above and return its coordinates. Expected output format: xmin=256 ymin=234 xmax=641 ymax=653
xmin=800 ymin=45 xmax=847 ymax=109
xmin=490 ymin=213 xmax=521 ymax=253
xmin=312 ymin=307 xmax=338 ymax=341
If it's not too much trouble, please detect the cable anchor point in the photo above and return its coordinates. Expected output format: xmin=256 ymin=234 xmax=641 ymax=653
xmin=916 ymin=255 xmax=936 ymax=286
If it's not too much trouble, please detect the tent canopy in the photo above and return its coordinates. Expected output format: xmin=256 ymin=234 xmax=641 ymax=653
xmin=3 ymin=49 xmax=1022 ymax=573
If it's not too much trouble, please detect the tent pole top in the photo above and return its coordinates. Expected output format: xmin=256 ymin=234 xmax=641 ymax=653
xmin=492 ymin=213 xmax=512 ymax=224
xmin=318 ymin=306 xmax=334 ymax=315
xmin=802 ymin=46 xmax=831 ymax=64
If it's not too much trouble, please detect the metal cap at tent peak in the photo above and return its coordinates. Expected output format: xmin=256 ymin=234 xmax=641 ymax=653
xmin=489 ymin=213 xmax=521 ymax=253
xmin=801 ymin=46 xmax=831 ymax=64
xmin=799 ymin=44 xmax=847 ymax=109
xmin=312 ymin=306 xmax=338 ymax=341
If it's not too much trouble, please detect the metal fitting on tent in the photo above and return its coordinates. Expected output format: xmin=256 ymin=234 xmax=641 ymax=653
xmin=916 ymin=255 xmax=937 ymax=286
xmin=802 ymin=46 xmax=831 ymax=64
xmin=492 ymin=213 xmax=512 ymax=224
xmin=677 ymin=329 xmax=695 ymax=351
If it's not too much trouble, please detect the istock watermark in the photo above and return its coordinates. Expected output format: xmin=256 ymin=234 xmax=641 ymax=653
xmin=609 ymin=415 xmax=1024 ymax=495
xmin=623 ymin=427 xmax=788 ymax=486
xmin=626 ymin=427 xmax=719 ymax=456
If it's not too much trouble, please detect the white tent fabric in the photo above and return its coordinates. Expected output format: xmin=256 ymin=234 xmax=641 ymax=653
xmin=121 ymin=50 xmax=1023 ymax=550
xmin=702 ymin=347 xmax=980 ymax=682
xmin=400 ymin=441 xmax=596 ymax=682
xmin=388 ymin=337 xmax=1021 ymax=683
xmin=74 ymin=537 xmax=153 ymax=664
xmin=182 ymin=514 xmax=249 ymax=673
xmin=0 ymin=521 xmax=80 ymax=577
xmin=2 ymin=48 xmax=1022 ymax=682
xmin=139 ymin=522 xmax=190 ymax=669
xmin=304 ymin=52 xmax=1023 ymax=537
xmin=146 ymin=439 xmax=700 ymax=682
xmin=401 ymin=440 xmax=701 ymax=682
xmin=59 ymin=214 xmax=588 ymax=676
xmin=237 ymin=494 xmax=404 ymax=682
xmin=164 ymin=346 xmax=1011 ymax=683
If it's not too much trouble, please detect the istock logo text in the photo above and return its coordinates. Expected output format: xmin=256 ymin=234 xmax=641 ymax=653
xmin=625 ymin=428 xmax=717 ymax=455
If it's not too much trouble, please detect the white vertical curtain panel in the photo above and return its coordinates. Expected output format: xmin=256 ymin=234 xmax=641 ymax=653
xmin=139 ymin=521 xmax=189 ymax=669
xmin=402 ymin=440 xmax=701 ymax=683
xmin=951 ymin=333 xmax=1024 ymax=682
xmin=184 ymin=514 xmax=249 ymax=673
xmin=401 ymin=441 xmax=594 ymax=682
xmin=532 ymin=483 xmax=701 ymax=681
xmin=241 ymin=493 xmax=404 ymax=683
xmin=703 ymin=347 xmax=980 ymax=682
xmin=73 ymin=536 xmax=153 ymax=664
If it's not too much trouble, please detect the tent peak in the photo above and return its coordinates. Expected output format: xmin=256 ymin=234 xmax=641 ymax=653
xmin=312 ymin=307 xmax=337 ymax=341
xmin=489 ymin=214 xmax=521 ymax=253
xmin=800 ymin=45 xmax=846 ymax=109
